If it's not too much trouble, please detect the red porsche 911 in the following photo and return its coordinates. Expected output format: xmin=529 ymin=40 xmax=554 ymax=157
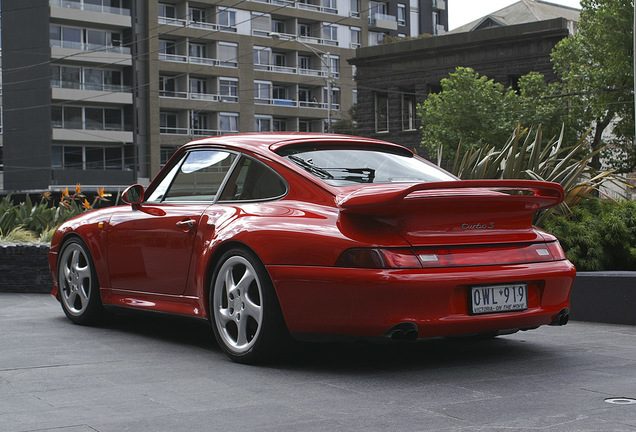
xmin=49 ymin=133 xmax=575 ymax=363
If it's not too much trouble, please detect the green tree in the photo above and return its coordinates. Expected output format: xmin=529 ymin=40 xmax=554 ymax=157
xmin=418 ymin=67 xmax=518 ymax=162
xmin=418 ymin=67 xmax=579 ymax=163
xmin=551 ymin=0 xmax=635 ymax=172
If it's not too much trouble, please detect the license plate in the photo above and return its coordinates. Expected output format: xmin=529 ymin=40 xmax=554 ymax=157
xmin=470 ymin=283 xmax=528 ymax=314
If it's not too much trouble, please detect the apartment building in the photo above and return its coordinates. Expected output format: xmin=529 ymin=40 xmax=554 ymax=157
xmin=0 ymin=0 xmax=448 ymax=191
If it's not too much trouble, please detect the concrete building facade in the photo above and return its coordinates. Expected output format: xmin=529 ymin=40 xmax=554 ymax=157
xmin=0 ymin=0 xmax=448 ymax=192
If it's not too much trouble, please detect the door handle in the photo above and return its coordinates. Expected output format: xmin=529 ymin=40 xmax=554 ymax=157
xmin=176 ymin=219 xmax=197 ymax=231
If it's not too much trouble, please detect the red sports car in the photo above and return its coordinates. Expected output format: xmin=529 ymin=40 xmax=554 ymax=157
xmin=49 ymin=133 xmax=575 ymax=363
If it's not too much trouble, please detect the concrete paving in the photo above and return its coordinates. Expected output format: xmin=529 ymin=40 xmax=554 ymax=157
xmin=1 ymin=293 xmax=636 ymax=432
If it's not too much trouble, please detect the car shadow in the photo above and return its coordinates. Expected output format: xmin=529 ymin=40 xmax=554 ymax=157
xmin=98 ymin=311 xmax=552 ymax=372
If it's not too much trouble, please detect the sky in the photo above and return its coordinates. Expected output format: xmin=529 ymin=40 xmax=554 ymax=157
xmin=449 ymin=0 xmax=583 ymax=30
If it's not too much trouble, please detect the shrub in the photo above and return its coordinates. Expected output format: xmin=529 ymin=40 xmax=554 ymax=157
xmin=542 ymin=199 xmax=636 ymax=271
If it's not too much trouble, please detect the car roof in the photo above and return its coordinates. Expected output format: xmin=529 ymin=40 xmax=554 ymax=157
xmin=182 ymin=132 xmax=414 ymax=156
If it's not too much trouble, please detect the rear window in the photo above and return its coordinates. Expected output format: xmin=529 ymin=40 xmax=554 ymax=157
xmin=282 ymin=148 xmax=456 ymax=186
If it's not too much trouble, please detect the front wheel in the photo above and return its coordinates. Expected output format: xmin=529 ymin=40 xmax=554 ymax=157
xmin=57 ymin=238 xmax=108 ymax=325
xmin=210 ymin=248 xmax=288 ymax=364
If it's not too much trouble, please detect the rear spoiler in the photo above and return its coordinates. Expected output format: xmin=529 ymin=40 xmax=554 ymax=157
xmin=336 ymin=180 xmax=564 ymax=215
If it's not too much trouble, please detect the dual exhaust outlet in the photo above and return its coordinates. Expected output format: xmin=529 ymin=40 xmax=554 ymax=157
xmin=385 ymin=308 xmax=570 ymax=342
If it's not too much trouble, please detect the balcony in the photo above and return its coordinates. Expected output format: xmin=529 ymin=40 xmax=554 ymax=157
xmin=159 ymin=91 xmax=238 ymax=103
xmin=50 ymin=0 xmax=131 ymax=16
xmin=368 ymin=13 xmax=397 ymax=31
xmin=158 ymin=16 xmax=237 ymax=33
xmin=158 ymin=54 xmax=238 ymax=68
xmin=433 ymin=0 xmax=446 ymax=10
xmin=160 ymin=127 xmax=236 ymax=136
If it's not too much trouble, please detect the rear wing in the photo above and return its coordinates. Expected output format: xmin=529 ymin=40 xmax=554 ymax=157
xmin=336 ymin=180 xmax=564 ymax=215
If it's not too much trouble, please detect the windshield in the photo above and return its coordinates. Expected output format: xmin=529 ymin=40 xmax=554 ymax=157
xmin=284 ymin=148 xmax=456 ymax=186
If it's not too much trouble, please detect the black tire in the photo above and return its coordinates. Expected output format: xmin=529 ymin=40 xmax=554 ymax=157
xmin=210 ymin=248 xmax=288 ymax=364
xmin=57 ymin=237 xmax=109 ymax=325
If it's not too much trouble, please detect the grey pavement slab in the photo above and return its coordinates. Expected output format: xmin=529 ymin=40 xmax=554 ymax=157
xmin=1 ymin=293 xmax=635 ymax=432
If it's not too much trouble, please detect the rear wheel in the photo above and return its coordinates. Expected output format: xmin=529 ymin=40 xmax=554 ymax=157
xmin=210 ymin=248 xmax=288 ymax=364
xmin=57 ymin=238 xmax=108 ymax=325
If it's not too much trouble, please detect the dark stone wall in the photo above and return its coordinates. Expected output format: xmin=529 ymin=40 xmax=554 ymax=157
xmin=0 ymin=244 xmax=52 ymax=294
xmin=350 ymin=18 xmax=573 ymax=153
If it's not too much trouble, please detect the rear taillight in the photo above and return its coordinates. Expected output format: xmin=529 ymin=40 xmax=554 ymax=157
xmin=336 ymin=242 xmax=565 ymax=269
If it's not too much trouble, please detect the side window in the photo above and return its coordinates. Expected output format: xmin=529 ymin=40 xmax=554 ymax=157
xmin=219 ymin=157 xmax=287 ymax=201
xmin=147 ymin=150 xmax=237 ymax=202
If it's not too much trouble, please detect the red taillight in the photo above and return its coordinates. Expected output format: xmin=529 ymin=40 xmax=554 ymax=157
xmin=335 ymin=248 xmax=420 ymax=269
xmin=336 ymin=242 xmax=564 ymax=269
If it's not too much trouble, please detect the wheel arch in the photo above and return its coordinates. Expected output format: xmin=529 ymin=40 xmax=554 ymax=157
xmin=202 ymin=240 xmax=276 ymax=321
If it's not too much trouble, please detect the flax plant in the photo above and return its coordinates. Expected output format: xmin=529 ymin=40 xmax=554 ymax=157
xmin=443 ymin=125 xmax=628 ymax=226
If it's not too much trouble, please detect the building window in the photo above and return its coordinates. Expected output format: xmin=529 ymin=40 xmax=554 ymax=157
xmin=190 ymin=78 xmax=207 ymax=96
xmin=219 ymin=78 xmax=239 ymax=102
xmin=350 ymin=0 xmax=360 ymax=16
xmin=252 ymin=12 xmax=271 ymax=36
xmin=160 ymin=146 xmax=179 ymax=167
xmin=189 ymin=7 xmax=206 ymax=23
xmin=369 ymin=1 xmax=387 ymax=15
xmin=402 ymin=93 xmax=416 ymax=131
xmin=322 ymin=24 xmax=338 ymax=43
xmin=189 ymin=43 xmax=207 ymax=59
xmin=160 ymin=111 xmax=179 ymax=134
xmin=299 ymin=55 xmax=312 ymax=71
xmin=352 ymin=89 xmax=358 ymax=104
xmin=375 ymin=92 xmax=389 ymax=132
xmin=253 ymin=47 xmax=271 ymax=68
xmin=368 ymin=31 xmax=385 ymax=46
xmin=397 ymin=4 xmax=406 ymax=26
xmin=254 ymin=81 xmax=272 ymax=104
xmin=218 ymin=42 xmax=238 ymax=67
xmin=325 ymin=55 xmax=340 ymax=77
xmin=273 ymin=119 xmax=287 ymax=131
xmin=159 ymin=75 xmax=177 ymax=97
xmin=218 ymin=8 xmax=237 ymax=30
xmin=191 ymin=112 xmax=210 ymax=135
xmin=159 ymin=39 xmax=176 ymax=55
xmin=298 ymin=23 xmax=311 ymax=37
xmin=432 ymin=11 xmax=441 ymax=34
xmin=299 ymin=120 xmax=312 ymax=132
xmin=53 ymin=145 xmax=127 ymax=170
xmin=272 ymin=20 xmax=286 ymax=34
xmin=159 ymin=4 xmax=177 ymax=19
xmin=52 ymin=106 xmax=123 ymax=130
xmin=350 ymin=27 xmax=361 ymax=48
xmin=219 ymin=113 xmax=239 ymax=133
xmin=255 ymin=116 xmax=272 ymax=132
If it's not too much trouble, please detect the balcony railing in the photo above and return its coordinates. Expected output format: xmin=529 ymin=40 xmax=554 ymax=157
xmin=254 ymin=64 xmax=298 ymax=74
xmin=249 ymin=0 xmax=337 ymax=14
xmin=159 ymin=91 xmax=239 ymax=103
xmin=50 ymin=0 xmax=131 ymax=16
xmin=158 ymin=16 xmax=237 ymax=33
xmin=51 ymin=80 xmax=132 ymax=92
xmin=51 ymin=40 xmax=131 ymax=54
xmin=158 ymin=54 xmax=238 ymax=68
xmin=160 ymin=127 xmax=237 ymax=136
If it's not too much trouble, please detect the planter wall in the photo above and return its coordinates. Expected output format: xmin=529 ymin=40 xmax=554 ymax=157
xmin=1 ymin=244 xmax=635 ymax=326
xmin=0 ymin=243 xmax=52 ymax=294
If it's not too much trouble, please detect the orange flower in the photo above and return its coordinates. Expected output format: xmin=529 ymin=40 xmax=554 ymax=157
xmin=75 ymin=183 xmax=82 ymax=195
xmin=62 ymin=187 xmax=70 ymax=199
xmin=82 ymin=199 xmax=91 ymax=210
xmin=96 ymin=187 xmax=105 ymax=199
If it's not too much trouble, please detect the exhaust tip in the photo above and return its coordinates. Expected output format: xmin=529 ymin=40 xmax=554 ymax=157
xmin=384 ymin=322 xmax=419 ymax=341
xmin=550 ymin=308 xmax=570 ymax=326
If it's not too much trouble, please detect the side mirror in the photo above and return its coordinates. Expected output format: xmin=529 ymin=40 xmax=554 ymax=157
xmin=122 ymin=184 xmax=144 ymax=208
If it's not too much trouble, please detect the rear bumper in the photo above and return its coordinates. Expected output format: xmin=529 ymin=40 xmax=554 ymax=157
xmin=268 ymin=260 xmax=576 ymax=338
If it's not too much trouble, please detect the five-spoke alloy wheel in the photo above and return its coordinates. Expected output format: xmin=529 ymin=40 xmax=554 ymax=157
xmin=211 ymin=248 xmax=287 ymax=363
xmin=57 ymin=238 xmax=107 ymax=325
